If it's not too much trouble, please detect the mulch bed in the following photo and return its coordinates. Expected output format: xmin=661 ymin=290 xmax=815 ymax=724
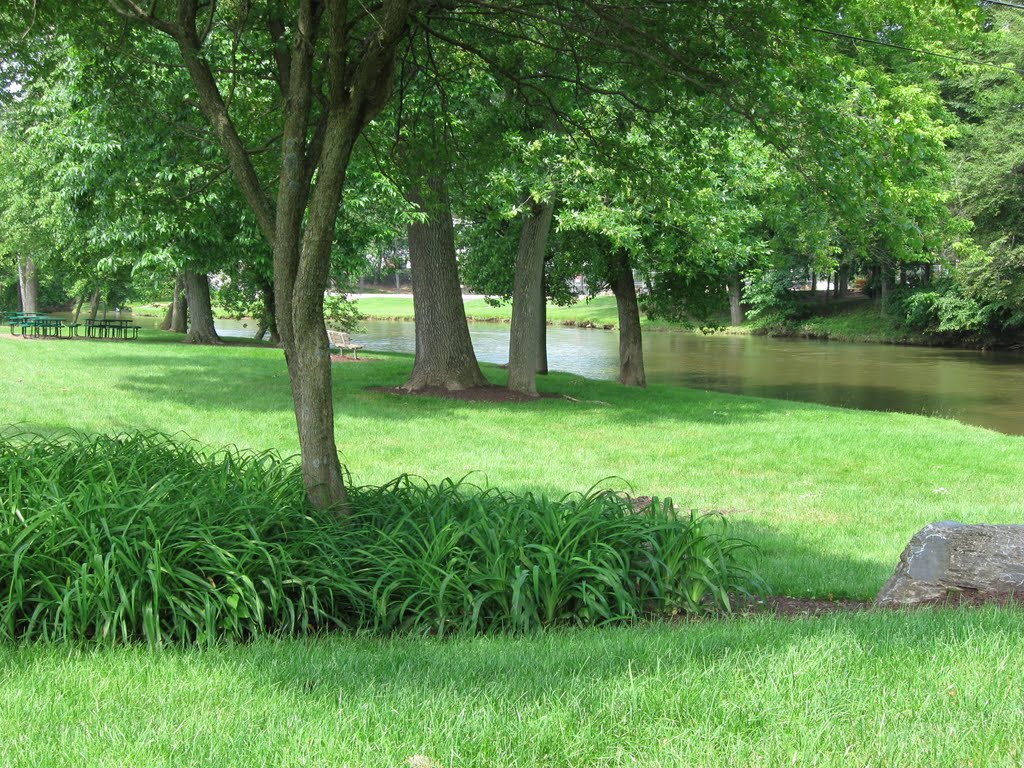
xmin=366 ymin=385 xmax=561 ymax=403
xmin=734 ymin=591 xmax=1024 ymax=619
xmin=740 ymin=596 xmax=872 ymax=617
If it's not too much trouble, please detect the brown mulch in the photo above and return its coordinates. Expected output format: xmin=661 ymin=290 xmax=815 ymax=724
xmin=366 ymin=385 xmax=561 ymax=402
xmin=735 ymin=590 xmax=1024 ymax=619
xmin=740 ymin=596 xmax=872 ymax=618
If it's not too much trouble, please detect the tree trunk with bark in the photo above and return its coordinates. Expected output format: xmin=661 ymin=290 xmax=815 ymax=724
xmin=254 ymin=280 xmax=278 ymax=342
xmin=161 ymin=273 xmax=187 ymax=332
xmin=507 ymin=198 xmax=555 ymax=395
xmin=88 ymin=287 xmax=101 ymax=321
xmin=880 ymin=263 xmax=893 ymax=314
xmin=726 ymin=272 xmax=745 ymax=326
xmin=837 ymin=264 xmax=849 ymax=298
xmin=72 ymin=294 xmax=86 ymax=324
xmin=403 ymin=179 xmax=487 ymax=391
xmin=17 ymin=257 xmax=39 ymax=313
xmin=183 ymin=272 xmax=221 ymax=344
xmin=170 ymin=276 xmax=188 ymax=333
xmin=609 ymin=249 xmax=646 ymax=387
xmin=537 ymin=267 xmax=548 ymax=374
xmin=117 ymin=0 xmax=413 ymax=510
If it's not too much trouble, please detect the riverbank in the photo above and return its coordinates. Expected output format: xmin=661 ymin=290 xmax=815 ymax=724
xmin=130 ymin=292 xmax=954 ymax=346
xmin=350 ymin=293 xmax=963 ymax=346
xmin=732 ymin=300 xmax=937 ymax=346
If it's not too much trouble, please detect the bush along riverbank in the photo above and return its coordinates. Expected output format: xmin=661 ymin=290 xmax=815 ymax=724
xmin=735 ymin=287 xmax=1024 ymax=350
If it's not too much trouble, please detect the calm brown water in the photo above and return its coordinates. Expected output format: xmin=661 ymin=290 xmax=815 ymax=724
xmin=357 ymin=320 xmax=1024 ymax=436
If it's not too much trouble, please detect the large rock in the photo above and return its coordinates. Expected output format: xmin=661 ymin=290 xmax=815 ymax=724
xmin=875 ymin=522 xmax=1024 ymax=607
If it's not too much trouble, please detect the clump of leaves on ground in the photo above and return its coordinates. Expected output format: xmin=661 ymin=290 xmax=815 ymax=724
xmin=0 ymin=432 xmax=759 ymax=645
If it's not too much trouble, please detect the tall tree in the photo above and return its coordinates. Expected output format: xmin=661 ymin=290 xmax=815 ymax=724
xmin=104 ymin=0 xmax=414 ymax=510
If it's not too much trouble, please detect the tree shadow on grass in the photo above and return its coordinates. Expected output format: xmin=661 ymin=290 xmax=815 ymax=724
xmin=23 ymin=340 xmax=994 ymax=439
xmin=57 ymin=342 xmax=795 ymax=428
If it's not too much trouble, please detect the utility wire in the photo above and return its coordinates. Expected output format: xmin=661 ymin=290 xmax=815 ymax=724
xmin=983 ymin=0 xmax=1024 ymax=10
xmin=809 ymin=26 xmax=1024 ymax=76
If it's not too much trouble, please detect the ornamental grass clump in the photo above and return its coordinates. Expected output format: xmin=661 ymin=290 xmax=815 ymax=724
xmin=0 ymin=432 xmax=760 ymax=645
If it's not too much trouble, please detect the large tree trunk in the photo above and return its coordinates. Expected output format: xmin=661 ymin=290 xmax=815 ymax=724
xmin=17 ymin=257 xmax=39 ymax=313
xmin=161 ymin=273 xmax=188 ymax=333
xmin=170 ymin=275 xmax=188 ymax=333
xmin=71 ymin=294 xmax=86 ymax=324
xmin=254 ymin=280 xmax=279 ymax=343
xmin=131 ymin=0 xmax=413 ymax=510
xmin=403 ymin=179 xmax=487 ymax=391
xmin=879 ymin=263 xmax=893 ymax=314
xmin=837 ymin=264 xmax=849 ymax=298
xmin=88 ymin=287 xmax=101 ymax=321
xmin=726 ymin=272 xmax=745 ymax=326
xmin=183 ymin=272 xmax=221 ymax=344
xmin=507 ymin=198 xmax=555 ymax=395
xmin=609 ymin=249 xmax=646 ymax=387
xmin=537 ymin=268 xmax=548 ymax=374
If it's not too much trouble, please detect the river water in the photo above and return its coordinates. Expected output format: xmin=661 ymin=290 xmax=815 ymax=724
xmin=80 ymin=312 xmax=1024 ymax=435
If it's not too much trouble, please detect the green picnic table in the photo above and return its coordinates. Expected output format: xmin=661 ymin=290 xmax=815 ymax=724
xmin=85 ymin=318 xmax=140 ymax=339
xmin=3 ymin=312 xmax=49 ymax=335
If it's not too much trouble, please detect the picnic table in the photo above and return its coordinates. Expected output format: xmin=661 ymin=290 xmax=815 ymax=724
xmin=3 ymin=312 xmax=64 ymax=337
xmin=1 ymin=312 xmax=141 ymax=340
xmin=85 ymin=318 xmax=141 ymax=339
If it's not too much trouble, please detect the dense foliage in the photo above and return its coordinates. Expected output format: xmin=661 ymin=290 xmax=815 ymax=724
xmin=0 ymin=433 xmax=759 ymax=645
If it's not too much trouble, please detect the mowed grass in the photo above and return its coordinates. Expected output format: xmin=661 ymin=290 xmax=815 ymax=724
xmin=354 ymin=294 xmax=682 ymax=330
xmin=4 ymin=331 xmax=1024 ymax=766
xmin=3 ymin=610 xmax=1024 ymax=767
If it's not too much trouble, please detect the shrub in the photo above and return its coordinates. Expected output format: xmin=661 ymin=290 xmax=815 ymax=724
xmin=0 ymin=433 xmax=761 ymax=645
xmin=744 ymin=269 xmax=812 ymax=325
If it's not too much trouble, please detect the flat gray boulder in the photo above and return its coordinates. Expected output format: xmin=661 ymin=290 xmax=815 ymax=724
xmin=876 ymin=522 xmax=1024 ymax=607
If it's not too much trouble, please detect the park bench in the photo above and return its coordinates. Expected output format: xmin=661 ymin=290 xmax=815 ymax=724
xmin=327 ymin=329 xmax=365 ymax=358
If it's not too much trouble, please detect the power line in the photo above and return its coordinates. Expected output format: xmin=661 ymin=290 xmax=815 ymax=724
xmin=809 ymin=26 xmax=1024 ymax=77
xmin=984 ymin=0 xmax=1024 ymax=10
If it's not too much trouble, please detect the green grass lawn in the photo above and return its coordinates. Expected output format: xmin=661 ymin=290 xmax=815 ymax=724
xmin=354 ymin=294 xmax=681 ymax=331
xmin=2 ymin=331 xmax=1024 ymax=765
xmin=4 ymin=610 xmax=1023 ymax=767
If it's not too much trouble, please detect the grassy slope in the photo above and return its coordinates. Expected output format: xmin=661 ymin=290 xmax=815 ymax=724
xmin=3 ymin=332 xmax=1024 ymax=766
